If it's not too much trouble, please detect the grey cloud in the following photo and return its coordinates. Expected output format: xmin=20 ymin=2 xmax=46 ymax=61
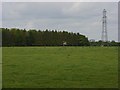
xmin=2 ymin=2 xmax=118 ymax=41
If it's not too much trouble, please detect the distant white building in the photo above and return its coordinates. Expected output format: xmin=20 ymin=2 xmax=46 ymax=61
xmin=89 ymin=39 xmax=95 ymax=42
xmin=63 ymin=41 xmax=67 ymax=46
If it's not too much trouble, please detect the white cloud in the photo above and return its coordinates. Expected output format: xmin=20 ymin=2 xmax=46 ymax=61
xmin=2 ymin=0 xmax=119 ymax=2
xmin=2 ymin=2 xmax=118 ymax=41
xmin=25 ymin=21 xmax=34 ymax=29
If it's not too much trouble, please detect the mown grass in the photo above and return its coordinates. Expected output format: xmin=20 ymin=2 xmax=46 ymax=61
xmin=0 ymin=47 xmax=2 ymax=89
xmin=2 ymin=47 xmax=118 ymax=88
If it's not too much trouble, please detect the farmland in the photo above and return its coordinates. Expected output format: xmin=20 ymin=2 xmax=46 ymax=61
xmin=2 ymin=47 xmax=118 ymax=88
xmin=0 ymin=47 xmax=2 ymax=89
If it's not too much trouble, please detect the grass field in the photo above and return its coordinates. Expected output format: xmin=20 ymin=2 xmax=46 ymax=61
xmin=0 ymin=47 xmax=2 ymax=89
xmin=2 ymin=47 xmax=118 ymax=88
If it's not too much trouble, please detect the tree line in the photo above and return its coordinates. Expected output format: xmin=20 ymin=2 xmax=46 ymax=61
xmin=1 ymin=28 xmax=119 ymax=47
xmin=2 ymin=28 xmax=90 ymax=46
xmin=89 ymin=40 xmax=120 ymax=46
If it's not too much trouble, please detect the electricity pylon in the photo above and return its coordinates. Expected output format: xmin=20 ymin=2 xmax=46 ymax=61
xmin=101 ymin=9 xmax=108 ymax=46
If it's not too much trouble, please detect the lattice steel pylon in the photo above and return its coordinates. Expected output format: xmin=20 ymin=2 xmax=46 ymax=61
xmin=101 ymin=9 xmax=108 ymax=46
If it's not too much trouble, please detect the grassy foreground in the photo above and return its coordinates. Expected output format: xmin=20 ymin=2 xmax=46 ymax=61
xmin=0 ymin=47 xmax=2 ymax=89
xmin=2 ymin=47 xmax=118 ymax=88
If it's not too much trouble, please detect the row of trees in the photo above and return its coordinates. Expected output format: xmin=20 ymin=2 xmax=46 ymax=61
xmin=1 ymin=28 xmax=119 ymax=46
xmin=89 ymin=40 xmax=120 ymax=46
xmin=2 ymin=28 xmax=90 ymax=46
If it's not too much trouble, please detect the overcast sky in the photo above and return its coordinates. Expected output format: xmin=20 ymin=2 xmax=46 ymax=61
xmin=2 ymin=2 xmax=118 ymax=41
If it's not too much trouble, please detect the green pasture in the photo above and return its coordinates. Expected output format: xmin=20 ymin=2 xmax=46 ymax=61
xmin=2 ymin=47 xmax=118 ymax=88
xmin=0 ymin=47 xmax=2 ymax=89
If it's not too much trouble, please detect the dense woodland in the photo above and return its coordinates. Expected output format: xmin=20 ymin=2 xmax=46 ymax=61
xmin=1 ymin=28 xmax=119 ymax=46
xmin=2 ymin=28 xmax=90 ymax=46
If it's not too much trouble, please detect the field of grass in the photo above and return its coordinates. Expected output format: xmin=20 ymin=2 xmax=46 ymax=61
xmin=0 ymin=47 xmax=2 ymax=89
xmin=2 ymin=47 xmax=118 ymax=88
